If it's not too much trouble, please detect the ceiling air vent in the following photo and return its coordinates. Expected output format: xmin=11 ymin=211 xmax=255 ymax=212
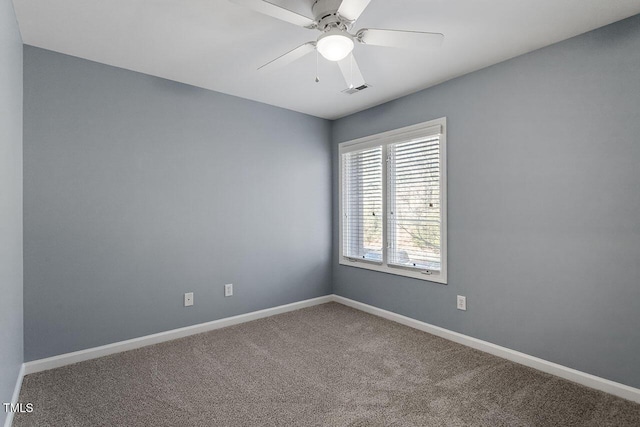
xmin=342 ymin=84 xmax=371 ymax=95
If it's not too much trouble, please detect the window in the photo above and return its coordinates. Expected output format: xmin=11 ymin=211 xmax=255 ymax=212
xmin=339 ymin=118 xmax=447 ymax=284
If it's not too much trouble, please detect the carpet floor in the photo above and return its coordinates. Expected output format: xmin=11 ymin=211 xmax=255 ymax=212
xmin=14 ymin=302 xmax=640 ymax=426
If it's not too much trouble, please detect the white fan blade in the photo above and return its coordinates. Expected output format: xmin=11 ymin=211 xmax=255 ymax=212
xmin=337 ymin=0 xmax=372 ymax=22
xmin=337 ymin=54 xmax=366 ymax=89
xmin=358 ymin=28 xmax=444 ymax=49
xmin=258 ymin=42 xmax=316 ymax=72
xmin=230 ymin=0 xmax=315 ymax=28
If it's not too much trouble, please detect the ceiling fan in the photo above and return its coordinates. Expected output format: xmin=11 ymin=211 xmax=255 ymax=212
xmin=230 ymin=0 xmax=444 ymax=92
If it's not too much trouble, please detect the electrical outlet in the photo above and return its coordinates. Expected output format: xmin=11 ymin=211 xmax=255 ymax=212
xmin=224 ymin=284 xmax=233 ymax=297
xmin=457 ymin=295 xmax=466 ymax=311
xmin=184 ymin=292 xmax=194 ymax=307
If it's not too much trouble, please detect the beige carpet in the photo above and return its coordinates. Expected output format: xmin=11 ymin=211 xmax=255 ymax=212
xmin=14 ymin=302 xmax=640 ymax=426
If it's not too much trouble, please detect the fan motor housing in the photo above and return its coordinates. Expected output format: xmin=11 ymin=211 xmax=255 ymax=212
xmin=312 ymin=0 xmax=351 ymax=31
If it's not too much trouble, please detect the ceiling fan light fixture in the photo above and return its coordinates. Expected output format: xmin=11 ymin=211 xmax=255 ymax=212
xmin=317 ymin=29 xmax=354 ymax=61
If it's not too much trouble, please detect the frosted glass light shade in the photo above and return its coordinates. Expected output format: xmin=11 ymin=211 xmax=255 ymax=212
xmin=317 ymin=31 xmax=354 ymax=61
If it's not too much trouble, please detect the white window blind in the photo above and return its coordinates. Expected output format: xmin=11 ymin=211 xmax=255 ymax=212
xmin=342 ymin=146 xmax=383 ymax=262
xmin=338 ymin=117 xmax=447 ymax=284
xmin=388 ymin=136 xmax=442 ymax=272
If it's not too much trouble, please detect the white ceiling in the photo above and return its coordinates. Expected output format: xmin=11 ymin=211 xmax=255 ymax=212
xmin=13 ymin=0 xmax=640 ymax=119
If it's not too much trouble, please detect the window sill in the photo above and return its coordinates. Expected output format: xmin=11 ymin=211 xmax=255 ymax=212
xmin=339 ymin=258 xmax=447 ymax=284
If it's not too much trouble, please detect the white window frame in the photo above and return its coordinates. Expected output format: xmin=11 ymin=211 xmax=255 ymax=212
xmin=338 ymin=117 xmax=447 ymax=284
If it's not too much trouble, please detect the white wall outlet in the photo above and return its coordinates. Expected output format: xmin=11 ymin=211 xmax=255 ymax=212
xmin=457 ymin=295 xmax=467 ymax=311
xmin=224 ymin=284 xmax=233 ymax=297
xmin=184 ymin=292 xmax=194 ymax=307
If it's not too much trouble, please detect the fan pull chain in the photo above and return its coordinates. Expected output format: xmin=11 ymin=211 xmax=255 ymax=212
xmin=315 ymin=49 xmax=320 ymax=83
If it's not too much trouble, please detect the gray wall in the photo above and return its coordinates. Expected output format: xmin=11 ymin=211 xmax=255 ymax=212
xmin=0 ymin=0 xmax=23 ymax=422
xmin=332 ymin=14 xmax=640 ymax=388
xmin=23 ymin=46 xmax=332 ymax=361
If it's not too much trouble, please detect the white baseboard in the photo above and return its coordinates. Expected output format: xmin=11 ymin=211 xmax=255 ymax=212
xmin=331 ymin=295 xmax=640 ymax=403
xmin=20 ymin=293 xmax=640 ymax=405
xmin=4 ymin=363 xmax=25 ymax=427
xmin=23 ymin=295 xmax=333 ymax=376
